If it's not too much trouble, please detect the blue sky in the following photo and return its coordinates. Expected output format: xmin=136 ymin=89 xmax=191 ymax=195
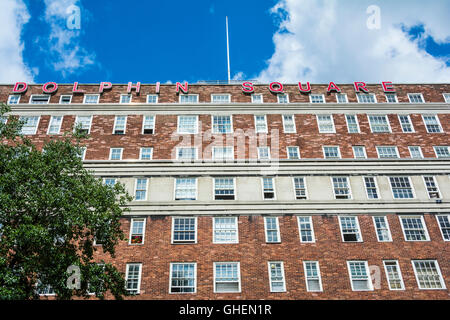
xmin=1 ymin=0 xmax=449 ymax=84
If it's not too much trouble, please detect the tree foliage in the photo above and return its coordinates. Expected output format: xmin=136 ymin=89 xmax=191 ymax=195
xmin=0 ymin=103 xmax=133 ymax=300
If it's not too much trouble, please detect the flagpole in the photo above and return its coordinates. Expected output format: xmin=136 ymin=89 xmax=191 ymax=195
xmin=226 ymin=16 xmax=231 ymax=84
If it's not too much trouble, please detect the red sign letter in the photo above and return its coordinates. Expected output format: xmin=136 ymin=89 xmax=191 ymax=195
xmin=99 ymin=82 xmax=112 ymax=93
xmin=155 ymin=82 xmax=160 ymax=94
xmin=42 ymin=82 xmax=58 ymax=94
xmin=327 ymin=82 xmax=341 ymax=93
xmin=12 ymin=82 xmax=28 ymax=93
xmin=242 ymin=81 xmax=254 ymax=93
xmin=176 ymin=82 xmax=188 ymax=94
xmin=298 ymin=82 xmax=311 ymax=93
xmin=269 ymin=82 xmax=283 ymax=93
xmin=354 ymin=82 xmax=369 ymax=93
xmin=381 ymin=81 xmax=395 ymax=92
xmin=72 ymin=82 xmax=84 ymax=93
xmin=128 ymin=82 xmax=141 ymax=94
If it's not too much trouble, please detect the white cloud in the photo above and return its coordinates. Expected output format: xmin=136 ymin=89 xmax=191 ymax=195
xmin=258 ymin=0 xmax=450 ymax=83
xmin=0 ymin=0 xmax=35 ymax=82
xmin=43 ymin=0 xmax=95 ymax=77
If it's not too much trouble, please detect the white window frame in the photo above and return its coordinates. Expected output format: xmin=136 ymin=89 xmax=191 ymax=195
xmin=83 ymin=94 xmax=100 ymax=104
xmin=113 ymin=115 xmax=127 ymax=135
xmin=59 ymin=95 xmax=72 ymax=104
xmin=125 ymin=263 xmax=142 ymax=294
xmin=109 ymin=148 xmax=123 ymax=160
xmin=433 ymin=146 xmax=450 ymax=158
xmin=303 ymin=261 xmax=323 ymax=292
xmin=7 ymin=95 xmax=20 ymax=104
xmin=332 ymin=177 xmax=352 ymax=200
xmin=171 ymin=216 xmax=198 ymax=244
xmin=385 ymin=93 xmax=398 ymax=103
xmin=282 ymin=114 xmax=296 ymax=133
xmin=398 ymin=115 xmax=415 ymax=133
xmin=177 ymin=115 xmax=198 ymax=134
xmin=268 ymin=261 xmax=286 ymax=292
xmin=19 ymin=116 xmax=40 ymax=135
xmin=251 ymin=94 xmax=263 ymax=104
xmin=323 ymin=146 xmax=341 ymax=159
xmin=316 ymin=114 xmax=336 ymax=133
xmin=376 ymin=146 xmax=399 ymax=158
xmin=179 ymin=94 xmax=199 ymax=104
xmin=292 ymin=176 xmax=308 ymax=200
xmin=212 ymin=146 xmax=234 ymax=161
xmin=345 ymin=114 xmax=360 ymax=133
xmin=422 ymin=114 xmax=443 ymax=133
xmin=139 ymin=147 xmax=153 ymax=160
xmin=353 ymin=146 xmax=367 ymax=159
xmin=277 ymin=94 xmax=289 ymax=104
xmin=214 ymin=177 xmax=236 ymax=200
xmin=254 ymin=115 xmax=268 ymax=133
xmin=287 ymin=146 xmax=300 ymax=159
xmin=176 ymin=147 xmax=198 ymax=161
xmin=262 ymin=177 xmax=276 ymax=200
xmin=211 ymin=94 xmax=231 ymax=104
xmin=336 ymin=93 xmax=348 ymax=103
xmin=213 ymin=262 xmax=241 ymax=293
xmin=212 ymin=216 xmax=239 ymax=244
xmin=399 ymin=215 xmax=430 ymax=241
xmin=356 ymin=93 xmax=377 ymax=103
xmin=363 ymin=176 xmax=380 ymax=200
xmin=174 ymin=178 xmax=198 ymax=201
xmin=383 ymin=260 xmax=405 ymax=291
xmin=310 ymin=94 xmax=325 ymax=104
xmin=338 ymin=216 xmax=362 ymax=242
xmin=436 ymin=214 xmax=450 ymax=241
xmin=79 ymin=147 xmax=87 ymax=161
xmin=257 ymin=147 xmax=271 ymax=160
xmin=134 ymin=178 xmax=148 ymax=201
xmin=412 ymin=260 xmax=446 ymax=290
xmin=372 ymin=216 xmax=392 ymax=242
xmin=129 ymin=218 xmax=146 ymax=245
xmin=74 ymin=115 xmax=93 ymax=134
xmin=146 ymin=94 xmax=158 ymax=103
xmin=443 ymin=93 xmax=450 ymax=103
xmin=29 ymin=94 xmax=50 ymax=104
xmin=368 ymin=114 xmax=392 ymax=133
xmin=169 ymin=262 xmax=197 ymax=294
xmin=297 ymin=216 xmax=315 ymax=243
xmin=408 ymin=146 xmax=423 ymax=159
xmin=347 ymin=261 xmax=373 ymax=291
xmin=407 ymin=93 xmax=425 ymax=103
xmin=264 ymin=216 xmax=281 ymax=243
xmin=422 ymin=176 xmax=441 ymax=199
xmin=47 ymin=116 xmax=63 ymax=135
xmin=389 ymin=176 xmax=415 ymax=199
xmin=142 ymin=115 xmax=155 ymax=134
xmin=119 ymin=94 xmax=132 ymax=104
xmin=211 ymin=115 xmax=233 ymax=134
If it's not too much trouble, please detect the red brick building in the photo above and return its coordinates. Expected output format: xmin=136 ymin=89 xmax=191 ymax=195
xmin=2 ymin=82 xmax=450 ymax=299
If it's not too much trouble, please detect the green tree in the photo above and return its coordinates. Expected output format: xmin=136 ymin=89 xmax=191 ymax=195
xmin=0 ymin=103 xmax=133 ymax=300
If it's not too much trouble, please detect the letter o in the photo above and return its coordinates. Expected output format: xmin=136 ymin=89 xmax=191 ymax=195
xmin=42 ymin=82 xmax=58 ymax=94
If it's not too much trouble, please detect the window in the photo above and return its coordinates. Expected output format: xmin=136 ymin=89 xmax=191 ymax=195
xmin=211 ymin=94 xmax=231 ymax=103
xmin=298 ymin=216 xmax=315 ymax=243
xmin=176 ymin=147 xmax=197 ymax=161
xmin=408 ymin=93 xmax=424 ymax=103
xmin=7 ymin=95 xmax=20 ymax=104
xmin=74 ymin=116 xmax=92 ymax=134
xmin=129 ymin=218 xmax=146 ymax=245
xmin=422 ymin=115 xmax=443 ymax=133
xmin=19 ymin=116 xmax=39 ymax=135
xmin=175 ymin=178 xmax=197 ymax=200
xmin=332 ymin=177 xmax=351 ymax=199
xmin=316 ymin=115 xmax=335 ymax=133
xmin=373 ymin=216 xmax=391 ymax=241
xmin=368 ymin=115 xmax=391 ymax=133
xmin=293 ymin=177 xmax=307 ymax=199
xmin=140 ymin=147 xmax=153 ymax=160
xmin=282 ymin=114 xmax=296 ymax=133
xmin=170 ymin=263 xmax=196 ymax=293
xmin=443 ymin=93 xmax=450 ymax=103
xmin=142 ymin=115 xmax=155 ymax=134
xmin=257 ymin=147 xmax=270 ymax=160
xmin=113 ymin=116 xmax=127 ymax=134
xmin=177 ymin=115 xmax=198 ymax=134
xmin=400 ymin=216 xmax=429 ymax=241
xmin=287 ymin=146 xmax=300 ymax=159
xmin=277 ymin=94 xmax=289 ymax=104
xmin=262 ymin=177 xmax=275 ymax=199
xmin=251 ymin=94 xmax=263 ymax=103
xmin=59 ymin=95 xmax=72 ymax=104
xmin=213 ymin=217 xmax=238 ymax=243
xmin=47 ymin=116 xmax=63 ymax=134
xmin=434 ymin=146 xmax=450 ymax=158
xmin=408 ymin=146 xmax=423 ymax=158
xmin=385 ymin=93 xmax=398 ymax=103
xmin=323 ymin=146 xmax=341 ymax=159
xmin=264 ymin=217 xmax=280 ymax=243
xmin=146 ymin=95 xmax=158 ymax=103
xmin=339 ymin=216 xmax=362 ymax=242
xmin=79 ymin=147 xmax=87 ymax=160
xmin=347 ymin=261 xmax=373 ymax=291
xmin=212 ymin=146 xmax=234 ymax=161
xmin=103 ymin=178 xmax=116 ymax=186
xmin=268 ymin=262 xmax=286 ymax=292
xmin=310 ymin=94 xmax=325 ymax=103
xmin=346 ymin=115 xmax=360 ymax=133
xmin=376 ymin=146 xmax=399 ymax=158
xmin=383 ymin=261 xmax=404 ymax=290
xmin=179 ymin=94 xmax=198 ymax=104
xmin=303 ymin=261 xmax=323 ymax=292
xmin=364 ymin=177 xmax=379 ymax=199
xmin=30 ymin=95 xmax=50 ymax=104
xmin=172 ymin=217 xmax=197 ymax=243
xmin=36 ymin=281 xmax=55 ymax=296
xmin=109 ymin=148 xmax=123 ymax=160
xmin=212 ymin=115 xmax=232 ymax=133
xmin=214 ymin=178 xmax=235 ymax=200
xmin=120 ymin=94 xmax=132 ymax=104
xmin=125 ymin=263 xmax=142 ymax=294
xmin=356 ymin=93 xmax=377 ymax=103
xmin=134 ymin=178 xmax=148 ymax=201
xmin=214 ymin=262 xmax=241 ymax=293
xmin=398 ymin=115 xmax=414 ymax=133
xmin=336 ymin=93 xmax=348 ymax=103
xmin=83 ymin=94 xmax=99 ymax=104
xmin=436 ymin=215 xmax=450 ymax=241
xmin=389 ymin=177 xmax=414 ymax=199
xmin=353 ymin=146 xmax=367 ymax=159
xmin=423 ymin=176 xmax=441 ymax=199
xmin=254 ymin=115 xmax=268 ymax=133
xmin=412 ymin=260 xmax=446 ymax=289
